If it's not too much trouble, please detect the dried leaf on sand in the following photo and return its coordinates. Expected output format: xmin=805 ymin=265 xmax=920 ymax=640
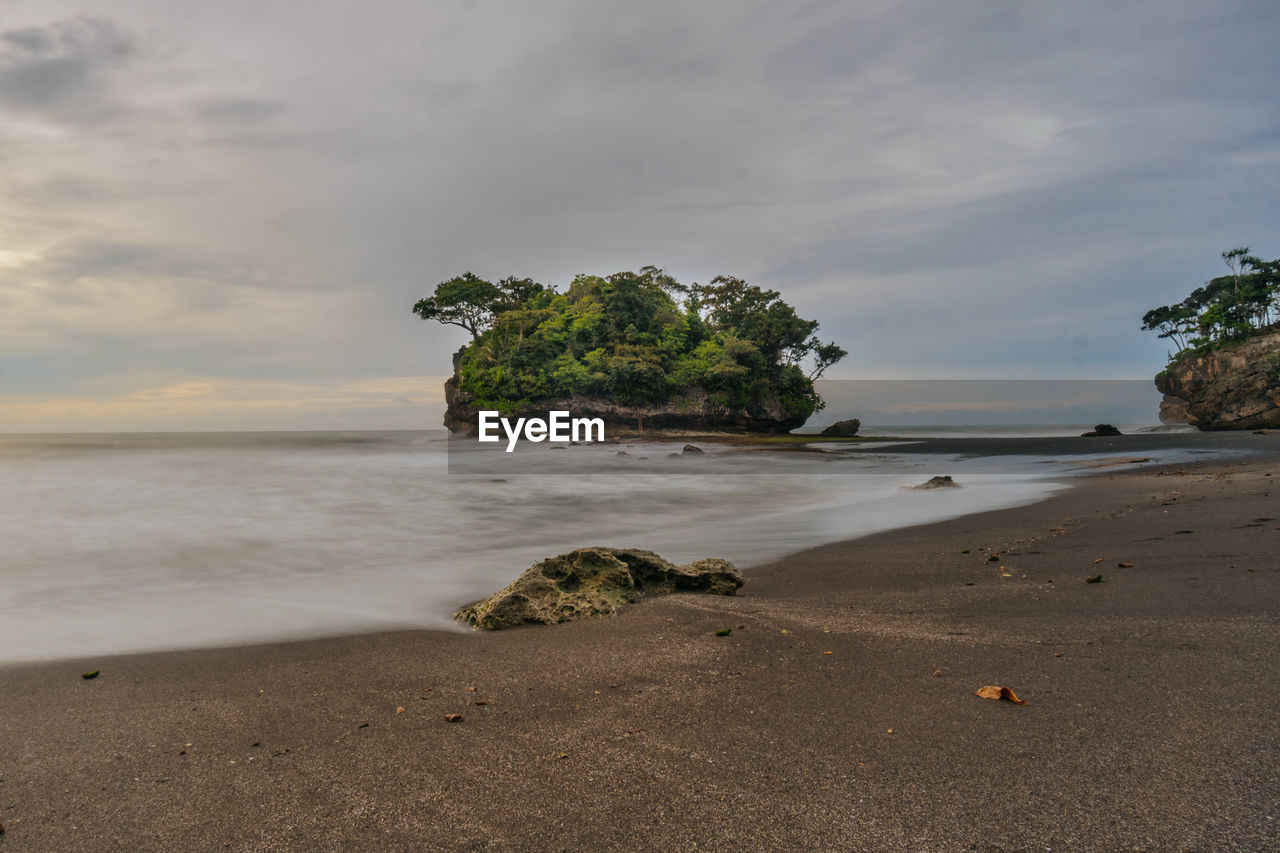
xmin=974 ymin=685 xmax=1027 ymax=705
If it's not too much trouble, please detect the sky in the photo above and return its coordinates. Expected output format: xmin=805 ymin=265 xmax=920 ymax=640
xmin=1 ymin=0 xmax=1277 ymax=431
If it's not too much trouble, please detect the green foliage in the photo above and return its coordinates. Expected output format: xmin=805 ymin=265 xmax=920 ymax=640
xmin=415 ymin=266 xmax=845 ymax=418
xmin=412 ymin=273 xmax=548 ymax=340
xmin=1143 ymin=248 xmax=1280 ymax=362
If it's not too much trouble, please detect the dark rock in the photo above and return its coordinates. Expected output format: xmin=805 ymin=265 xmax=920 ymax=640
xmin=914 ymin=475 xmax=959 ymax=489
xmin=1159 ymin=394 xmax=1190 ymax=425
xmin=681 ymin=444 xmax=705 ymax=456
xmin=454 ymin=547 xmax=744 ymax=631
xmin=1081 ymin=424 xmax=1122 ymax=437
xmin=918 ymin=475 xmax=959 ymax=489
xmin=444 ymin=373 xmax=810 ymax=434
xmin=820 ymin=418 xmax=861 ymax=437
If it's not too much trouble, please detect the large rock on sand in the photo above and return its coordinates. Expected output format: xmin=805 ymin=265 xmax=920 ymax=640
xmin=455 ymin=547 xmax=744 ymax=630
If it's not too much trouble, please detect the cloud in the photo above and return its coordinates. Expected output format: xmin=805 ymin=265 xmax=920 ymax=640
xmin=0 ymin=0 xmax=1277 ymax=429
xmin=0 ymin=17 xmax=133 ymax=121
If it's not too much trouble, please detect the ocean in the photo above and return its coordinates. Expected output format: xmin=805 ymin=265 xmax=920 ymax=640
xmin=0 ymin=429 xmax=1198 ymax=663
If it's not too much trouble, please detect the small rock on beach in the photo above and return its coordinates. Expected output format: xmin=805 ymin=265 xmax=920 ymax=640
xmin=914 ymin=475 xmax=960 ymax=489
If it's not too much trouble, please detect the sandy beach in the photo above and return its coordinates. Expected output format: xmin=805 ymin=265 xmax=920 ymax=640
xmin=3 ymin=435 xmax=1278 ymax=851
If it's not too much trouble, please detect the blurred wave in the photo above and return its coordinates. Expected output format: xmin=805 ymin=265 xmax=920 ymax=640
xmin=0 ymin=430 xmax=1194 ymax=663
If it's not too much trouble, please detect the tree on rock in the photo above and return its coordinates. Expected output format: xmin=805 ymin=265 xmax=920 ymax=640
xmin=413 ymin=273 xmax=547 ymax=340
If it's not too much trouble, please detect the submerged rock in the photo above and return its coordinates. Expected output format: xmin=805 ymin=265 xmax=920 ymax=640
xmin=681 ymin=443 xmax=705 ymax=456
xmin=914 ymin=475 xmax=960 ymax=489
xmin=1081 ymin=424 xmax=1122 ymax=437
xmin=455 ymin=547 xmax=744 ymax=630
xmin=820 ymin=418 xmax=861 ymax=437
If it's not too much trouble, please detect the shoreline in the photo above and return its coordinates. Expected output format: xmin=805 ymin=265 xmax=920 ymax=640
xmin=2 ymin=440 xmax=1278 ymax=849
xmin=2 ymin=432 xmax=1248 ymax=668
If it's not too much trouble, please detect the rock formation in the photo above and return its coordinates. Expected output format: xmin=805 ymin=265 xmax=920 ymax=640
xmin=443 ymin=348 xmax=809 ymax=434
xmin=455 ymin=547 xmax=744 ymax=630
xmin=1154 ymin=329 xmax=1280 ymax=430
xmin=446 ymin=384 xmax=809 ymax=434
xmin=1081 ymin=424 xmax=1122 ymax=437
xmin=820 ymin=418 xmax=861 ymax=437
xmin=913 ymin=475 xmax=960 ymax=489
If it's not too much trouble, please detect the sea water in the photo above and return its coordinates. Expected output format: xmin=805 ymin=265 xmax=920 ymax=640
xmin=0 ymin=430 xmax=1191 ymax=663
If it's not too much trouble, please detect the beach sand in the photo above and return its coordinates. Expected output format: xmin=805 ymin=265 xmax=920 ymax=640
xmin=2 ymin=438 xmax=1278 ymax=851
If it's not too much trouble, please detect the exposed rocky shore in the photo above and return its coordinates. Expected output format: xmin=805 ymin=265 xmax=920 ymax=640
xmin=1155 ymin=328 xmax=1280 ymax=430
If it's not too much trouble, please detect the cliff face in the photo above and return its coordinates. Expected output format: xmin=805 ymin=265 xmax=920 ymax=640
xmin=443 ymin=359 xmax=809 ymax=434
xmin=1154 ymin=329 xmax=1280 ymax=430
xmin=444 ymin=380 xmax=810 ymax=434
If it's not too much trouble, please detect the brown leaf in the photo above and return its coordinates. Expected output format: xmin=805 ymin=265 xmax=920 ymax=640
xmin=1092 ymin=557 xmax=1104 ymax=564
xmin=974 ymin=685 xmax=1027 ymax=705
xmin=395 ymin=707 xmax=405 ymax=714
xmin=443 ymin=713 xmax=464 ymax=723
xmin=1118 ymin=562 xmax=1134 ymax=568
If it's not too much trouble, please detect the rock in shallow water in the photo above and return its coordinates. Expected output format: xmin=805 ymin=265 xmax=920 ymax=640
xmin=914 ymin=475 xmax=960 ymax=489
xmin=455 ymin=547 xmax=744 ymax=630
xmin=820 ymin=418 xmax=861 ymax=437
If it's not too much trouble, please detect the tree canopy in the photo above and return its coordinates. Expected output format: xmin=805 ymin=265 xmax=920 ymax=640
xmin=1142 ymin=247 xmax=1280 ymax=360
xmin=412 ymin=273 xmax=546 ymax=340
xmin=413 ymin=266 xmax=846 ymax=417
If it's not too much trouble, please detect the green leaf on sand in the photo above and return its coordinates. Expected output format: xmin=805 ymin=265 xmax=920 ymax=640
xmin=82 ymin=670 xmax=99 ymax=679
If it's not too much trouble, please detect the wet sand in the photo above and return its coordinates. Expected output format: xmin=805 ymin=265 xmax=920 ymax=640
xmin=2 ymin=436 xmax=1278 ymax=851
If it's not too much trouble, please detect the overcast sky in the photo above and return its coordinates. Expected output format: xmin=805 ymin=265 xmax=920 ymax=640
xmin=2 ymin=0 xmax=1277 ymax=430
